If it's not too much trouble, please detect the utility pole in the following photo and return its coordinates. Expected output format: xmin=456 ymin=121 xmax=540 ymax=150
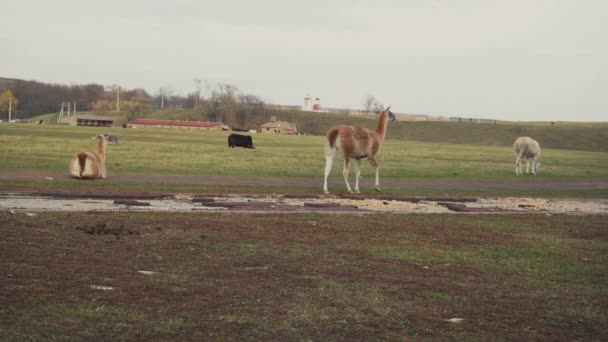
xmin=8 ymin=97 xmax=11 ymax=122
xmin=194 ymin=78 xmax=201 ymax=109
xmin=73 ymin=102 xmax=77 ymax=116
xmin=116 ymin=87 xmax=120 ymax=112
xmin=58 ymin=102 xmax=64 ymax=123
xmin=161 ymin=90 xmax=164 ymax=110
xmin=67 ymin=102 xmax=71 ymax=117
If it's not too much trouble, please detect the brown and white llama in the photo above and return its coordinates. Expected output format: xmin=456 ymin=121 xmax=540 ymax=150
xmin=69 ymin=134 xmax=117 ymax=179
xmin=323 ymin=106 xmax=396 ymax=194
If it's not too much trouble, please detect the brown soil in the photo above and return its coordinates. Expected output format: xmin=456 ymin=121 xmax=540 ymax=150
xmin=1 ymin=212 xmax=606 ymax=340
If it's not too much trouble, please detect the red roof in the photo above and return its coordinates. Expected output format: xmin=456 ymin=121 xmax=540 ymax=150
xmin=129 ymin=119 xmax=220 ymax=128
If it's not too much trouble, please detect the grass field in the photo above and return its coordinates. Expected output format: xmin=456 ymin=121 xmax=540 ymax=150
xmin=1 ymin=212 xmax=606 ymax=340
xmin=2 ymin=123 xmax=607 ymax=179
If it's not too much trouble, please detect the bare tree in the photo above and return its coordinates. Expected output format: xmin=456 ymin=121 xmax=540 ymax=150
xmin=206 ymin=83 xmax=238 ymax=123
xmin=236 ymin=94 xmax=265 ymax=129
xmin=157 ymin=85 xmax=174 ymax=110
xmin=363 ymin=95 xmax=383 ymax=114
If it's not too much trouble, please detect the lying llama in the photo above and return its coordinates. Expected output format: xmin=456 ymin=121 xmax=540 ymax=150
xmin=69 ymin=134 xmax=117 ymax=179
xmin=513 ymin=136 xmax=541 ymax=175
xmin=323 ymin=106 xmax=396 ymax=194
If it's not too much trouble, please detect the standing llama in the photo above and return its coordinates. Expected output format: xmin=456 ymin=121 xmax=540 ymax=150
xmin=513 ymin=136 xmax=541 ymax=175
xmin=323 ymin=106 xmax=396 ymax=194
xmin=69 ymin=134 xmax=117 ymax=179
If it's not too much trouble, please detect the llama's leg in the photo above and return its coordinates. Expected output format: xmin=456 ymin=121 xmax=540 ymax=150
xmin=525 ymin=159 xmax=530 ymax=174
xmin=80 ymin=158 xmax=91 ymax=178
xmin=80 ymin=159 xmax=97 ymax=179
xmin=368 ymin=158 xmax=380 ymax=191
xmin=69 ymin=157 xmax=81 ymax=178
xmin=342 ymin=157 xmax=353 ymax=193
xmin=90 ymin=161 xmax=101 ymax=179
xmin=100 ymin=163 xmax=107 ymax=179
xmin=531 ymin=156 xmax=537 ymax=175
xmin=323 ymin=146 xmax=336 ymax=194
xmin=353 ymin=159 xmax=362 ymax=193
xmin=515 ymin=154 xmax=522 ymax=175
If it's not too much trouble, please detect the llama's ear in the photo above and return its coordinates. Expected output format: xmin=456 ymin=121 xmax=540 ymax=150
xmin=385 ymin=105 xmax=391 ymax=111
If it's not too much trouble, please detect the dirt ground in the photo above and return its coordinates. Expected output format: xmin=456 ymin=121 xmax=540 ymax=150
xmin=1 ymin=171 xmax=606 ymax=340
xmin=1 ymin=212 xmax=606 ymax=340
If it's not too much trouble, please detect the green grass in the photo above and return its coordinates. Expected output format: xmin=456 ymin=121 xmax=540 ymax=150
xmin=1 ymin=123 xmax=607 ymax=181
xmin=2 ymin=297 xmax=146 ymax=341
xmin=371 ymin=218 xmax=608 ymax=289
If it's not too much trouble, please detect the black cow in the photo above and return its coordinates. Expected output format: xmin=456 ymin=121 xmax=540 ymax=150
xmin=228 ymin=133 xmax=255 ymax=149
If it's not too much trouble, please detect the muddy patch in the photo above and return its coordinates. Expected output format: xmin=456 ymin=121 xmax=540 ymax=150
xmin=0 ymin=193 xmax=607 ymax=215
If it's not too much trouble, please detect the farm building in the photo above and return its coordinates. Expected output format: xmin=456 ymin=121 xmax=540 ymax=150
xmin=260 ymin=116 xmax=297 ymax=135
xmin=127 ymin=119 xmax=229 ymax=131
xmin=60 ymin=115 xmax=114 ymax=127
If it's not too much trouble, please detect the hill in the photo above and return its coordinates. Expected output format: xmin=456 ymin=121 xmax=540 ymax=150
xmin=275 ymin=110 xmax=608 ymax=152
xmin=30 ymin=108 xmax=608 ymax=152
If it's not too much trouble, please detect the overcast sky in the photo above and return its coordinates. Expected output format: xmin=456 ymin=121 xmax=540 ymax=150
xmin=2 ymin=0 xmax=606 ymax=121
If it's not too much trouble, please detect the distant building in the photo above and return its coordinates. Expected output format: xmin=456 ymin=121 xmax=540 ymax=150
xmin=302 ymin=93 xmax=326 ymax=112
xmin=260 ymin=116 xmax=297 ymax=135
xmin=61 ymin=114 xmax=114 ymax=127
xmin=127 ymin=119 xmax=229 ymax=130
xmin=449 ymin=117 xmax=496 ymax=123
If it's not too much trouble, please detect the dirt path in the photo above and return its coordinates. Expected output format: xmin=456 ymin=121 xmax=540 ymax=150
xmin=1 ymin=170 xmax=607 ymax=190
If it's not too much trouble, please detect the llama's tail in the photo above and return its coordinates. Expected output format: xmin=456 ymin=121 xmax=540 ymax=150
xmin=327 ymin=127 xmax=339 ymax=149
xmin=77 ymin=152 xmax=87 ymax=177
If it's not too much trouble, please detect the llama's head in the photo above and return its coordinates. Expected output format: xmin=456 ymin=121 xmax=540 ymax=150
xmin=383 ymin=106 xmax=396 ymax=121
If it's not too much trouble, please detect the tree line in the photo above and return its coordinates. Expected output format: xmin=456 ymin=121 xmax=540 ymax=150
xmin=0 ymin=77 xmax=267 ymax=129
xmin=0 ymin=77 xmax=106 ymax=117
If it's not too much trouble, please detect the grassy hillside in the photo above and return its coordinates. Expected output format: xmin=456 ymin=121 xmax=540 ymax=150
xmin=386 ymin=120 xmax=608 ymax=152
xmin=265 ymin=109 xmax=608 ymax=152
xmin=30 ymin=109 xmax=608 ymax=152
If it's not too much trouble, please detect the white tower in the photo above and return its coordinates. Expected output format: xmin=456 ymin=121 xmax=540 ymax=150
xmin=303 ymin=93 xmax=312 ymax=111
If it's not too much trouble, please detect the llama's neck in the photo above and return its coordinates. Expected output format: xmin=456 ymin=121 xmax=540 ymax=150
xmin=374 ymin=111 xmax=389 ymax=141
xmin=97 ymin=138 xmax=107 ymax=162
